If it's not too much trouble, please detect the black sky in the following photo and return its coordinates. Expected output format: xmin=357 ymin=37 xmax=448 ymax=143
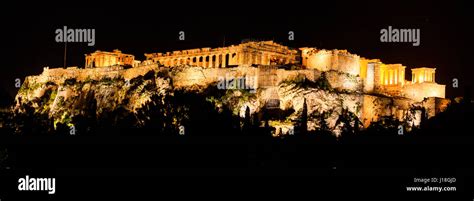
xmin=2 ymin=1 xmax=473 ymax=103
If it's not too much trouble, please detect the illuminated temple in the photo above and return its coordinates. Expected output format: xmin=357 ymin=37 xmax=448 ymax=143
xmin=144 ymin=40 xmax=298 ymax=67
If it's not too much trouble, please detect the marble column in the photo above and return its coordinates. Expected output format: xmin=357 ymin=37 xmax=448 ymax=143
xmin=222 ymin=54 xmax=227 ymax=68
xmin=209 ymin=55 xmax=213 ymax=68
xmin=394 ymin=69 xmax=397 ymax=84
xmin=423 ymin=70 xmax=428 ymax=82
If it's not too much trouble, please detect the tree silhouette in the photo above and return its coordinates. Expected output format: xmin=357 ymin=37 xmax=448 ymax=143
xmin=242 ymin=106 xmax=251 ymax=134
xmin=299 ymin=98 xmax=308 ymax=135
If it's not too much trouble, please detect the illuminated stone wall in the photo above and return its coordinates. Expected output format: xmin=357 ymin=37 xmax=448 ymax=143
xmin=300 ymin=48 xmax=361 ymax=76
xmin=172 ymin=66 xmax=259 ymax=89
xmin=402 ymin=82 xmax=446 ymax=102
xmin=34 ymin=64 xmax=159 ymax=85
xmin=363 ymin=62 xmax=376 ymax=92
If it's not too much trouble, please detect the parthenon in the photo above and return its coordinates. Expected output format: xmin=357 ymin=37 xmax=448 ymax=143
xmin=144 ymin=40 xmax=298 ymax=68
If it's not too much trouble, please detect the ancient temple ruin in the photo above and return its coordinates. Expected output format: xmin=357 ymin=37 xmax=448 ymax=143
xmin=85 ymin=49 xmax=138 ymax=68
xmin=299 ymin=47 xmax=445 ymax=102
xmin=144 ymin=41 xmax=298 ymax=68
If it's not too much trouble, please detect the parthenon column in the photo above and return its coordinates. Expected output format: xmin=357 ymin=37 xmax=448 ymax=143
xmin=380 ymin=69 xmax=384 ymax=84
xmin=432 ymin=72 xmax=435 ymax=82
xmin=381 ymin=69 xmax=384 ymax=85
xmin=209 ymin=55 xmax=213 ymax=68
xmin=389 ymin=69 xmax=393 ymax=85
xmin=98 ymin=56 xmax=102 ymax=67
xmin=214 ymin=55 xmax=217 ymax=67
xmin=222 ymin=54 xmax=227 ymax=68
xmin=257 ymin=53 xmax=262 ymax=65
xmin=394 ymin=69 xmax=398 ymax=84
xmin=401 ymin=69 xmax=404 ymax=83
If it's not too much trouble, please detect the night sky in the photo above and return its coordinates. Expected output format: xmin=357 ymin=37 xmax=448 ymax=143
xmin=2 ymin=1 xmax=472 ymax=103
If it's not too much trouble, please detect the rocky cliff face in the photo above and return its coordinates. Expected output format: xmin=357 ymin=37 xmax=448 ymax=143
xmin=11 ymin=65 xmax=426 ymax=136
xmin=15 ymin=69 xmax=172 ymax=129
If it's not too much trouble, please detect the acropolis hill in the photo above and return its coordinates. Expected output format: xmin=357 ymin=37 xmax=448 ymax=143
xmin=15 ymin=40 xmax=450 ymax=136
